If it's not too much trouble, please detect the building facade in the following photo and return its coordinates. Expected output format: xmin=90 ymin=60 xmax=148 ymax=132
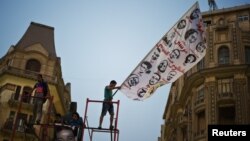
xmin=159 ymin=4 xmax=250 ymax=141
xmin=0 ymin=22 xmax=72 ymax=141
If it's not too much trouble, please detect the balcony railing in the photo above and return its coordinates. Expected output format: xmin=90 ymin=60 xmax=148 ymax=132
xmin=0 ymin=65 xmax=57 ymax=83
xmin=3 ymin=118 xmax=14 ymax=130
xmin=2 ymin=118 xmax=34 ymax=135
xmin=194 ymin=98 xmax=204 ymax=106
xmin=179 ymin=116 xmax=188 ymax=125
xmin=8 ymin=93 xmax=34 ymax=111
xmin=218 ymin=92 xmax=233 ymax=99
xmin=194 ymin=129 xmax=205 ymax=140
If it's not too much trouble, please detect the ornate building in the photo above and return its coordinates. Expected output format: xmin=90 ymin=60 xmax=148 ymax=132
xmin=159 ymin=4 xmax=250 ymax=141
xmin=0 ymin=22 xmax=72 ymax=140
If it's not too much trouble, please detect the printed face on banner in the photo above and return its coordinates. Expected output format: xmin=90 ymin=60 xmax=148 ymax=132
xmin=177 ymin=19 xmax=186 ymax=29
xmin=139 ymin=61 xmax=152 ymax=75
xmin=158 ymin=60 xmax=168 ymax=73
xmin=121 ymin=2 xmax=207 ymax=101
xmin=196 ymin=42 xmax=206 ymax=53
xmin=149 ymin=73 xmax=161 ymax=85
xmin=137 ymin=87 xmax=147 ymax=98
xmin=185 ymin=29 xmax=198 ymax=44
xmin=127 ymin=74 xmax=140 ymax=87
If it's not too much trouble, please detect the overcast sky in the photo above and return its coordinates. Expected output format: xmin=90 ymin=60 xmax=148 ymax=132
xmin=1 ymin=0 xmax=249 ymax=141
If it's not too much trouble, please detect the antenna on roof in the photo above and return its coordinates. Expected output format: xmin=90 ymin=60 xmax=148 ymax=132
xmin=208 ymin=0 xmax=218 ymax=11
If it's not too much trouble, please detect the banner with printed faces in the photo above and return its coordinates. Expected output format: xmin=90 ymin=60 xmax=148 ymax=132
xmin=121 ymin=2 xmax=207 ymax=101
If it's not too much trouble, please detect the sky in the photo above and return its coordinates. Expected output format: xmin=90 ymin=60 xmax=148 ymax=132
xmin=1 ymin=0 xmax=249 ymax=141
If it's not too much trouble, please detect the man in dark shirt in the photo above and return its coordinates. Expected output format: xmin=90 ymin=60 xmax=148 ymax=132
xmin=32 ymin=74 xmax=48 ymax=124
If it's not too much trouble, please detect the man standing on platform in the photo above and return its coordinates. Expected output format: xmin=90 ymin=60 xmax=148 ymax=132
xmin=98 ymin=80 xmax=120 ymax=129
xmin=32 ymin=74 xmax=48 ymax=124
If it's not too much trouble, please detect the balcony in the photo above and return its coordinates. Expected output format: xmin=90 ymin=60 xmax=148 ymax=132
xmin=2 ymin=118 xmax=14 ymax=131
xmin=194 ymin=98 xmax=205 ymax=112
xmin=218 ymin=92 xmax=233 ymax=99
xmin=1 ymin=118 xmax=35 ymax=136
xmin=194 ymin=99 xmax=204 ymax=106
xmin=179 ymin=116 xmax=189 ymax=127
xmin=214 ymin=21 xmax=228 ymax=30
xmin=8 ymin=93 xmax=34 ymax=111
xmin=194 ymin=129 xmax=206 ymax=140
xmin=0 ymin=65 xmax=57 ymax=84
xmin=217 ymin=92 xmax=234 ymax=104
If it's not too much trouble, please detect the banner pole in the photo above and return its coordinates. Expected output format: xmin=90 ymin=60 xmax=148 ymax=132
xmin=112 ymin=89 xmax=119 ymax=97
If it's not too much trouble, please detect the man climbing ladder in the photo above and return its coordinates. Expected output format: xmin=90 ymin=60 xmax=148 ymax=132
xmin=98 ymin=80 xmax=121 ymax=130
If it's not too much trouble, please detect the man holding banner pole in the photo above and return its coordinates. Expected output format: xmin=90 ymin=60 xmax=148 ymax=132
xmin=98 ymin=80 xmax=121 ymax=129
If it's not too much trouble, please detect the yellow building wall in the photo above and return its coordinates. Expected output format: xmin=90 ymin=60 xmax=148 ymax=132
xmin=0 ymin=74 xmax=64 ymax=141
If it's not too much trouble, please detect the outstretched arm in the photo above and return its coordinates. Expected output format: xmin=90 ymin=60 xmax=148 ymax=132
xmin=107 ymin=85 xmax=121 ymax=90
xmin=115 ymin=86 xmax=121 ymax=89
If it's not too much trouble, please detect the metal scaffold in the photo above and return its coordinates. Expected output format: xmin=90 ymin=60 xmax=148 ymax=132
xmin=82 ymin=98 xmax=120 ymax=141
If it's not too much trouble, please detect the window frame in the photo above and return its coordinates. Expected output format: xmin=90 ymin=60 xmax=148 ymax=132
xmin=25 ymin=59 xmax=41 ymax=72
xmin=218 ymin=46 xmax=230 ymax=65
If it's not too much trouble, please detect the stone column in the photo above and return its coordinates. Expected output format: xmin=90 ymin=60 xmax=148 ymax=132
xmin=206 ymin=81 xmax=217 ymax=124
xmin=234 ymin=78 xmax=247 ymax=124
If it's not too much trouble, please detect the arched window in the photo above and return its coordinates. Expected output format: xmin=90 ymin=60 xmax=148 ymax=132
xmin=218 ymin=46 xmax=229 ymax=64
xmin=25 ymin=59 xmax=41 ymax=72
xmin=218 ymin=18 xmax=224 ymax=25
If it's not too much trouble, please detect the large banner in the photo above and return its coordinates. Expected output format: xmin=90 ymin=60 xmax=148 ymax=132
xmin=120 ymin=2 xmax=207 ymax=101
